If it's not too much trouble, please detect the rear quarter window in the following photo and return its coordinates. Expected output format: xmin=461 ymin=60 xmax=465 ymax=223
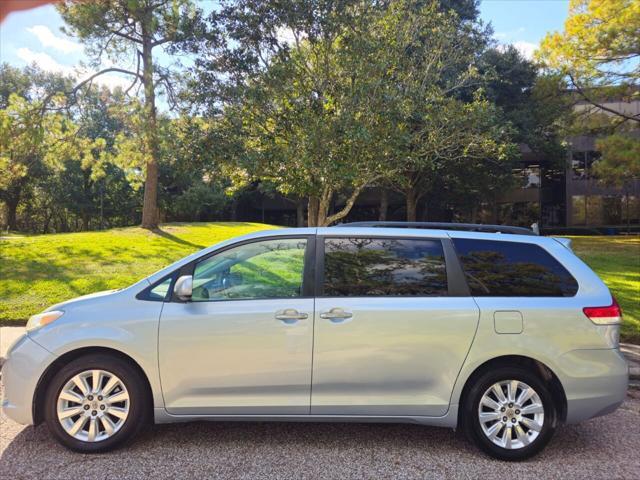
xmin=452 ymin=239 xmax=578 ymax=297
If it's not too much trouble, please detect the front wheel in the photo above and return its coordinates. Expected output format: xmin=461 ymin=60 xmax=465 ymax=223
xmin=463 ymin=367 xmax=557 ymax=461
xmin=44 ymin=354 xmax=148 ymax=452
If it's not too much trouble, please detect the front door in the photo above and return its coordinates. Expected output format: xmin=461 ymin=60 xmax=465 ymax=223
xmin=311 ymin=235 xmax=479 ymax=417
xmin=159 ymin=236 xmax=314 ymax=415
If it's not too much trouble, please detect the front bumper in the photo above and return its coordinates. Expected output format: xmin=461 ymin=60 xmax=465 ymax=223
xmin=558 ymin=348 xmax=629 ymax=424
xmin=1 ymin=334 xmax=56 ymax=425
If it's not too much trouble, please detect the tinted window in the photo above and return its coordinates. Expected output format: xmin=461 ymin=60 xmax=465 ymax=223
xmin=323 ymin=238 xmax=447 ymax=297
xmin=192 ymin=238 xmax=307 ymax=301
xmin=453 ymin=239 xmax=578 ymax=297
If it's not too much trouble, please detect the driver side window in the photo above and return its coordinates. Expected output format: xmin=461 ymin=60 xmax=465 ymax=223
xmin=191 ymin=238 xmax=308 ymax=302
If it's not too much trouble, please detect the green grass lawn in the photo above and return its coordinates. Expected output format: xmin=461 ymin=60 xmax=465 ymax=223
xmin=1 ymin=225 xmax=638 ymax=343
xmin=569 ymin=236 xmax=640 ymax=343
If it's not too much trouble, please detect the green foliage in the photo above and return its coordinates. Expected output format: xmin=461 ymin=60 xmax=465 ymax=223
xmin=194 ymin=0 xmax=523 ymax=225
xmin=201 ymin=1 xmax=391 ymax=225
xmin=538 ymin=0 xmax=640 ymax=124
xmin=352 ymin=0 xmax=517 ymax=220
xmin=538 ymin=0 xmax=639 ymax=205
xmin=1 ymin=1 xmax=580 ymax=232
xmin=479 ymin=47 xmax=570 ymax=163
xmin=539 ymin=0 xmax=639 ymax=89
xmin=592 ymin=134 xmax=640 ymax=188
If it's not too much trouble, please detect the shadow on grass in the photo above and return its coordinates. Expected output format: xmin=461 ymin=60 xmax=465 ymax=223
xmin=151 ymin=228 xmax=206 ymax=249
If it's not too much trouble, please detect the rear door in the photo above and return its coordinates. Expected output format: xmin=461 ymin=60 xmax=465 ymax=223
xmin=311 ymin=233 xmax=479 ymax=417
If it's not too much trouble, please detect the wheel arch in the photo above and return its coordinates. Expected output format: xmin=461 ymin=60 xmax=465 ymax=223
xmin=33 ymin=346 xmax=154 ymax=426
xmin=456 ymin=355 xmax=567 ymax=429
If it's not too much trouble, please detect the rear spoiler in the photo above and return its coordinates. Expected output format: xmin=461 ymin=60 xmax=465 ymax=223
xmin=553 ymin=237 xmax=573 ymax=251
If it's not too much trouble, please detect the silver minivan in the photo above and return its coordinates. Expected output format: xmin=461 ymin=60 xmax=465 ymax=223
xmin=2 ymin=223 xmax=628 ymax=460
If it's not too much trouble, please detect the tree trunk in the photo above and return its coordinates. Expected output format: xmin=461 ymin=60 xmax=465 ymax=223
xmin=626 ymin=193 xmax=631 ymax=234
xmin=406 ymin=187 xmax=418 ymax=222
xmin=140 ymin=33 xmax=160 ymax=230
xmin=378 ymin=189 xmax=389 ymax=221
xmin=317 ymin=194 xmax=331 ymax=226
xmin=420 ymin=198 xmax=429 ymax=221
xmin=6 ymin=198 xmax=19 ymax=231
xmin=5 ymin=183 xmax=22 ymax=231
xmin=230 ymin=197 xmax=239 ymax=221
xmin=82 ymin=213 xmax=90 ymax=231
xmin=307 ymin=196 xmax=319 ymax=227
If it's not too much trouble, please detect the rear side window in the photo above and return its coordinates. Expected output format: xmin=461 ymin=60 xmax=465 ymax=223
xmin=323 ymin=237 xmax=447 ymax=296
xmin=452 ymin=239 xmax=578 ymax=297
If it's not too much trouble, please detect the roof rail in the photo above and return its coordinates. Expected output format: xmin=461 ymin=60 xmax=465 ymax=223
xmin=334 ymin=221 xmax=538 ymax=236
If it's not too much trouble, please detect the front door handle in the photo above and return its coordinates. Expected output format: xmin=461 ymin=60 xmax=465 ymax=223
xmin=319 ymin=308 xmax=353 ymax=322
xmin=275 ymin=309 xmax=308 ymax=324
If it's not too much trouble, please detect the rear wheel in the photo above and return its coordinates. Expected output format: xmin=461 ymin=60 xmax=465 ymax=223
xmin=44 ymin=354 xmax=148 ymax=452
xmin=463 ymin=367 xmax=556 ymax=461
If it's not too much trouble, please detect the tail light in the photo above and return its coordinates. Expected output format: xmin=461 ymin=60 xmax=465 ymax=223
xmin=583 ymin=297 xmax=623 ymax=325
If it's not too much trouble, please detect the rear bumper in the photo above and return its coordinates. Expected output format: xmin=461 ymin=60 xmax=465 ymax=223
xmin=557 ymin=348 xmax=629 ymax=424
xmin=1 ymin=334 xmax=55 ymax=425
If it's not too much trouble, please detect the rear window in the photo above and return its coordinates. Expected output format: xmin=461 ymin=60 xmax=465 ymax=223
xmin=452 ymin=239 xmax=578 ymax=297
xmin=323 ymin=237 xmax=447 ymax=297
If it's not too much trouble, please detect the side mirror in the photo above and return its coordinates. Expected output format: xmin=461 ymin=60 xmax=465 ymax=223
xmin=174 ymin=275 xmax=193 ymax=301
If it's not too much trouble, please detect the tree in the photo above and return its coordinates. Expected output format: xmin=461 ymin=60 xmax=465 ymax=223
xmin=0 ymin=66 xmax=60 ymax=230
xmin=538 ymin=0 xmax=640 ymax=124
xmin=360 ymin=0 xmax=516 ymax=221
xmin=480 ymin=46 xmax=570 ymax=159
xmin=0 ymin=93 xmax=106 ymax=230
xmin=57 ymin=0 xmax=204 ymax=229
xmin=592 ymin=132 xmax=640 ymax=231
xmin=539 ymin=0 xmax=639 ymax=230
xmin=195 ymin=1 xmax=391 ymax=226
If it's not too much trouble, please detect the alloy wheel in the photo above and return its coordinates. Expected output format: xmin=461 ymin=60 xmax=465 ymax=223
xmin=56 ymin=369 xmax=130 ymax=442
xmin=477 ymin=379 xmax=545 ymax=450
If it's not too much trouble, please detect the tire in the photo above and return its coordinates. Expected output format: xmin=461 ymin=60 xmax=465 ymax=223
xmin=44 ymin=354 xmax=149 ymax=453
xmin=463 ymin=366 xmax=556 ymax=461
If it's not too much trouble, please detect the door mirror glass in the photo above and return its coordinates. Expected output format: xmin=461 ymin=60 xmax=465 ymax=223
xmin=174 ymin=275 xmax=193 ymax=300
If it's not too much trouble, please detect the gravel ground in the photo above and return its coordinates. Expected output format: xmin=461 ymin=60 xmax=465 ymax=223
xmin=1 ymin=387 xmax=639 ymax=480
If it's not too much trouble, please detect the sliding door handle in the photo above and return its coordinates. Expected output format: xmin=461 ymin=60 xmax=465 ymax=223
xmin=319 ymin=308 xmax=353 ymax=322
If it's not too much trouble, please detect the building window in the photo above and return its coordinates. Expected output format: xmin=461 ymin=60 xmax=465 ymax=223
xmin=603 ymin=197 xmax=622 ymax=225
xmin=571 ymin=195 xmax=586 ymax=225
xmin=572 ymin=152 xmax=586 ymax=180
xmin=623 ymin=196 xmax=640 ymax=225
xmin=586 ymin=196 xmax=603 ymax=225
xmin=571 ymin=151 xmax=601 ymax=180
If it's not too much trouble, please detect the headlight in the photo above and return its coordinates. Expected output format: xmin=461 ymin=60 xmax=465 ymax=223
xmin=26 ymin=310 xmax=64 ymax=331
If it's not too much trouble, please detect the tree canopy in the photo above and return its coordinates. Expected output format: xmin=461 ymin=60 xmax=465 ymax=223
xmin=3 ymin=0 xmax=620 ymax=233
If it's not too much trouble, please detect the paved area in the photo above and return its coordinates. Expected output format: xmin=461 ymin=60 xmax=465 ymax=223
xmin=1 ymin=384 xmax=639 ymax=480
xmin=622 ymin=343 xmax=640 ymax=379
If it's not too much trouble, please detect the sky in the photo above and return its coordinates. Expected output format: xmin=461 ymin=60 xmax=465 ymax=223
xmin=0 ymin=0 xmax=571 ymax=93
